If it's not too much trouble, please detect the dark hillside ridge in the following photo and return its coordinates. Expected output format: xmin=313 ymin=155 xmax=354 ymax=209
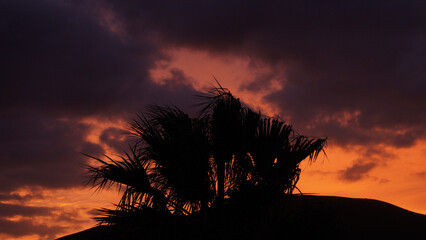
xmin=293 ymin=195 xmax=426 ymax=239
xmin=57 ymin=195 xmax=426 ymax=240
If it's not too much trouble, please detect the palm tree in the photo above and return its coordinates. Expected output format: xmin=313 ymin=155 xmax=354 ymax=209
xmin=86 ymin=84 xmax=326 ymax=226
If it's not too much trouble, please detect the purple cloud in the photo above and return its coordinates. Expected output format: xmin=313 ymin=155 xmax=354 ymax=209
xmin=96 ymin=0 xmax=426 ymax=147
xmin=0 ymin=111 xmax=102 ymax=192
xmin=1 ymin=1 xmax=426 ymax=236
xmin=0 ymin=0 xmax=201 ymax=194
xmin=0 ymin=218 xmax=66 ymax=238
xmin=339 ymin=160 xmax=377 ymax=182
xmin=0 ymin=0 xmax=199 ymax=119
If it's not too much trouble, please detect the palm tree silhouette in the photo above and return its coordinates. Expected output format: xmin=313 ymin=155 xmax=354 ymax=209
xmin=86 ymin=84 xmax=326 ymax=229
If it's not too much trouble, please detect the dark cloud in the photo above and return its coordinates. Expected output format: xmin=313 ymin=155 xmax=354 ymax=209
xmin=338 ymin=146 xmax=394 ymax=182
xmin=415 ymin=171 xmax=426 ymax=178
xmin=2 ymin=0 xmax=422 ymax=193
xmin=339 ymin=160 xmax=377 ymax=182
xmin=0 ymin=192 xmax=43 ymax=202
xmin=0 ymin=110 xmax=102 ymax=191
xmin=86 ymin=208 xmax=101 ymax=217
xmin=0 ymin=203 xmax=52 ymax=217
xmin=99 ymin=0 xmax=426 ymax=147
xmin=0 ymin=218 xmax=66 ymax=238
xmin=99 ymin=127 xmax=133 ymax=153
xmin=0 ymin=0 xmax=198 ymax=119
xmin=0 ymin=203 xmax=89 ymax=239
xmin=0 ymin=0 xmax=201 ymax=194
xmin=1 ymin=0 xmax=426 ymax=235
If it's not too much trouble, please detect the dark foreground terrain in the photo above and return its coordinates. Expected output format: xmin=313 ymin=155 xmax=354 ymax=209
xmin=57 ymin=195 xmax=426 ymax=240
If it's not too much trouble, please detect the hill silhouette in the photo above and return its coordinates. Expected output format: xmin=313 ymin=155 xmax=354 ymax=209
xmin=57 ymin=195 xmax=426 ymax=240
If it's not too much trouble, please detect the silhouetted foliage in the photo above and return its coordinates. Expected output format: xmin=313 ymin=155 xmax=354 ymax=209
xmin=86 ymin=84 xmax=327 ymax=236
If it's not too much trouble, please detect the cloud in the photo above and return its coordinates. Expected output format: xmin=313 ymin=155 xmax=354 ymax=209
xmin=2 ymin=0 xmax=423 ymax=194
xmin=0 ymin=192 xmax=43 ymax=202
xmin=0 ymin=111 xmax=102 ymax=192
xmin=0 ymin=218 xmax=66 ymax=239
xmin=338 ymin=146 xmax=393 ymax=182
xmin=415 ymin=171 xmax=426 ymax=178
xmin=0 ymin=0 xmax=202 ymax=194
xmin=0 ymin=203 xmax=52 ymax=217
xmin=0 ymin=203 xmax=68 ymax=239
xmin=98 ymin=0 xmax=426 ymax=147
xmin=53 ymin=209 xmax=89 ymax=225
xmin=0 ymin=201 xmax=91 ymax=239
xmin=339 ymin=160 xmax=377 ymax=182
xmin=0 ymin=0 xmax=199 ymax=119
xmin=1 ymin=0 xmax=426 ymax=236
xmin=99 ymin=127 xmax=133 ymax=153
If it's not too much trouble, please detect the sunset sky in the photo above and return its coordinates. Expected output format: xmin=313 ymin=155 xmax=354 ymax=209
xmin=1 ymin=0 xmax=426 ymax=239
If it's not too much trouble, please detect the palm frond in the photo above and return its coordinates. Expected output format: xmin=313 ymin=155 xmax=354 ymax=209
xmin=85 ymin=82 xmax=328 ymax=223
xmin=84 ymin=145 xmax=167 ymax=211
xmin=289 ymin=135 xmax=327 ymax=164
xmin=131 ymin=105 xmax=214 ymax=208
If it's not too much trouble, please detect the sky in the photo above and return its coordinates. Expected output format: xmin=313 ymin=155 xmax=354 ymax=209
xmin=1 ymin=0 xmax=425 ymax=239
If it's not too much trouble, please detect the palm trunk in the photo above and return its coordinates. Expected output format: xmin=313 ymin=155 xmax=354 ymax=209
xmin=217 ymin=159 xmax=225 ymax=207
xmin=215 ymin=157 xmax=225 ymax=237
